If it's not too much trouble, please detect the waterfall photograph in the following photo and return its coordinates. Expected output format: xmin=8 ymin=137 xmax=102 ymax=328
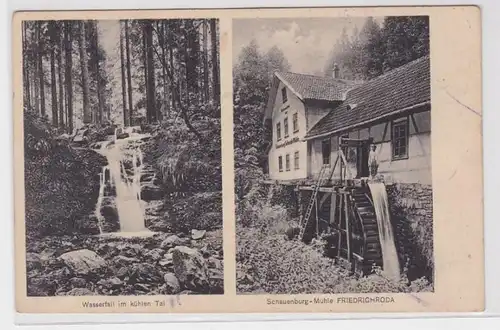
xmin=21 ymin=18 xmax=223 ymax=296
xmin=234 ymin=16 xmax=434 ymax=294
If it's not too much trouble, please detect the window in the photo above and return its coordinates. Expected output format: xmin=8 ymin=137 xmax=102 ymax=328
xmin=293 ymin=113 xmax=299 ymax=133
xmin=276 ymin=123 xmax=281 ymax=141
xmin=294 ymin=151 xmax=300 ymax=170
xmin=285 ymin=154 xmax=291 ymax=171
xmin=322 ymin=139 xmax=331 ymax=165
xmin=284 ymin=117 xmax=289 ymax=138
xmin=392 ymin=118 xmax=409 ymax=159
xmin=281 ymin=87 xmax=288 ymax=104
xmin=278 ymin=156 xmax=283 ymax=172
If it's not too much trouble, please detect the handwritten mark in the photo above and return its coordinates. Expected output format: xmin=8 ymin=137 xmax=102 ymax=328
xmin=445 ymin=90 xmax=481 ymax=117
xmin=168 ymin=294 xmax=182 ymax=309
xmin=408 ymin=292 xmax=429 ymax=307
xmin=448 ymin=168 xmax=458 ymax=181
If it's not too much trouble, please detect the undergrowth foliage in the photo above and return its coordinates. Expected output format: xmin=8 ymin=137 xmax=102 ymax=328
xmin=142 ymin=103 xmax=223 ymax=233
xmin=235 ymin=178 xmax=433 ymax=294
xmin=24 ymin=107 xmax=106 ymax=237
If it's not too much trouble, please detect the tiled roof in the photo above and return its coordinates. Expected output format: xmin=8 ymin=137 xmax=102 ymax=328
xmin=276 ymin=72 xmax=359 ymax=102
xmin=305 ymin=55 xmax=430 ymax=138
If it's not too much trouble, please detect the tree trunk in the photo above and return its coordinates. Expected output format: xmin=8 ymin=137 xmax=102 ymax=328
xmin=38 ymin=22 xmax=46 ymax=117
xmin=119 ymin=21 xmax=128 ymax=126
xmin=34 ymin=23 xmax=40 ymax=116
xmin=160 ymin=21 xmax=168 ymax=120
xmin=64 ymin=21 xmax=74 ymax=133
xmin=94 ymin=23 xmax=104 ymax=124
xmin=125 ymin=20 xmax=133 ymax=126
xmin=168 ymin=22 xmax=175 ymax=109
xmin=57 ymin=23 xmax=65 ymax=129
xmin=210 ymin=19 xmax=220 ymax=102
xmin=78 ymin=21 xmax=91 ymax=124
xmin=49 ymin=24 xmax=59 ymax=127
xmin=142 ymin=23 xmax=150 ymax=123
xmin=145 ymin=21 xmax=156 ymax=123
xmin=202 ymin=20 xmax=209 ymax=102
xmin=22 ymin=23 xmax=31 ymax=109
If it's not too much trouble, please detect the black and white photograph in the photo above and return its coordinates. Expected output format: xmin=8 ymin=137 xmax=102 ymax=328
xmin=22 ymin=18 xmax=223 ymax=296
xmin=234 ymin=16 xmax=433 ymax=294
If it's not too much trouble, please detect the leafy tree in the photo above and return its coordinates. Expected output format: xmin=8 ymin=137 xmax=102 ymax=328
xmin=323 ymin=16 xmax=429 ymax=80
xmin=382 ymin=16 xmax=429 ymax=71
xmin=233 ymin=41 xmax=290 ymax=190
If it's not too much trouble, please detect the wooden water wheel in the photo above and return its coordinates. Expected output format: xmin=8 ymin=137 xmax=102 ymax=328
xmin=329 ymin=186 xmax=383 ymax=276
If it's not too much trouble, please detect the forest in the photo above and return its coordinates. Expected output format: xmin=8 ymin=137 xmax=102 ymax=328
xmin=22 ymin=19 xmax=220 ymax=131
xmin=234 ymin=16 xmax=432 ymax=294
xmin=23 ymin=19 xmax=223 ymax=296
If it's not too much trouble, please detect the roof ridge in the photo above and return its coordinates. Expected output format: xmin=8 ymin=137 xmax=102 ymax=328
xmin=361 ymin=55 xmax=429 ymax=85
xmin=278 ymin=71 xmax=355 ymax=83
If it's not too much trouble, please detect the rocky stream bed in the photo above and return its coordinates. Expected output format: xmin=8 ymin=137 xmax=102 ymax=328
xmin=26 ymin=229 xmax=223 ymax=296
xmin=25 ymin=125 xmax=223 ymax=296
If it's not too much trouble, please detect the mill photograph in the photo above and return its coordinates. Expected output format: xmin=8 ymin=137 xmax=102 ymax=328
xmin=20 ymin=18 xmax=223 ymax=296
xmin=234 ymin=16 xmax=433 ymax=294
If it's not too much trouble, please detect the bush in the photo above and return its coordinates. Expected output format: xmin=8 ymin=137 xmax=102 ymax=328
xmin=24 ymin=108 xmax=106 ymax=237
xmin=236 ymin=228 xmax=433 ymax=294
xmin=140 ymin=106 xmax=223 ymax=234
xmin=235 ymin=174 xmax=433 ymax=294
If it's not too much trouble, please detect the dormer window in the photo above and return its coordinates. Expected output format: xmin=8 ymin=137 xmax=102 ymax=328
xmin=284 ymin=117 xmax=289 ymax=138
xmin=292 ymin=113 xmax=298 ymax=133
xmin=281 ymin=87 xmax=288 ymax=104
xmin=347 ymin=103 xmax=358 ymax=110
xmin=276 ymin=122 xmax=281 ymax=141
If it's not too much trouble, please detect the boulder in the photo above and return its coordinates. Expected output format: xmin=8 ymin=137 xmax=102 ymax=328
xmin=134 ymin=283 xmax=150 ymax=292
xmin=116 ymin=132 xmax=130 ymax=140
xmin=163 ymin=272 xmax=181 ymax=294
xmin=59 ymin=249 xmax=107 ymax=275
xmin=158 ymin=253 xmax=173 ymax=267
xmin=207 ymin=256 xmax=223 ymax=270
xmin=116 ymin=266 xmax=129 ymax=279
xmin=65 ymin=288 xmax=96 ymax=296
xmin=118 ymin=243 xmax=143 ymax=257
xmin=98 ymin=277 xmax=123 ymax=290
xmin=172 ymin=246 xmax=209 ymax=292
xmin=112 ymin=255 xmax=140 ymax=266
xmin=99 ymin=197 xmax=120 ymax=233
xmin=127 ymin=263 xmax=162 ymax=284
xmin=144 ymin=248 xmax=164 ymax=262
xmin=69 ymin=277 xmax=88 ymax=288
xmin=141 ymin=184 xmax=164 ymax=201
xmin=191 ymin=229 xmax=206 ymax=240
xmin=160 ymin=235 xmax=186 ymax=250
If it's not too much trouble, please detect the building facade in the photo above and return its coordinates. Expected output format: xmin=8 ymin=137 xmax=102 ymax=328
xmin=264 ymin=71 xmax=356 ymax=181
xmin=265 ymin=56 xmax=431 ymax=186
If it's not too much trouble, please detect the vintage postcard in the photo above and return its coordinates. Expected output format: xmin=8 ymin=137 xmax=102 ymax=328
xmin=13 ymin=6 xmax=482 ymax=314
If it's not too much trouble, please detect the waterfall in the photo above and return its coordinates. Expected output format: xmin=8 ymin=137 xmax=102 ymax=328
xmin=94 ymin=166 xmax=108 ymax=234
xmin=368 ymin=182 xmax=400 ymax=281
xmin=94 ymin=132 xmax=151 ymax=235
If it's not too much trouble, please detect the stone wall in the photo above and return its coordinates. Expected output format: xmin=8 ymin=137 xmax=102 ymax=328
xmin=386 ymin=183 xmax=434 ymax=282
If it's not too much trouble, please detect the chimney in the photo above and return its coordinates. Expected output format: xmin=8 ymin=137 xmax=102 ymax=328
xmin=333 ymin=63 xmax=340 ymax=79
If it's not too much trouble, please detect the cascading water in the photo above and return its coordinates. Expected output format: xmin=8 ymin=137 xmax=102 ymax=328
xmin=94 ymin=165 xmax=109 ymax=234
xmin=93 ymin=128 xmax=152 ymax=236
xmin=368 ymin=182 xmax=400 ymax=281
